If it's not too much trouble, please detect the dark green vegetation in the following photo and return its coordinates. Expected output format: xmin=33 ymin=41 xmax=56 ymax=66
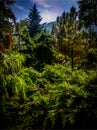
xmin=0 ymin=0 xmax=97 ymax=129
xmin=28 ymin=4 xmax=43 ymax=38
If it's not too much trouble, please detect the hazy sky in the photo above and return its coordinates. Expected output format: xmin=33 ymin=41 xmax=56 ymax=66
xmin=12 ymin=0 xmax=78 ymax=23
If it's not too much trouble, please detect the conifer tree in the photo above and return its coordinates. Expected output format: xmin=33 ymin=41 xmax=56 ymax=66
xmin=28 ymin=4 xmax=42 ymax=38
xmin=78 ymin=0 xmax=97 ymax=28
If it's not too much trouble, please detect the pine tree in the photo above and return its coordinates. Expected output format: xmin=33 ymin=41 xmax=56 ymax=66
xmin=78 ymin=0 xmax=97 ymax=69
xmin=28 ymin=4 xmax=42 ymax=38
xmin=78 ymin=0 xmax=97 ymax=28
xmin=52 ymin=6 xmax=87 ymax=69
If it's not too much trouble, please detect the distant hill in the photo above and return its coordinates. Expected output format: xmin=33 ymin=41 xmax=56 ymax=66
xmin=84 ymin=25 xmax=97 ymax=32
xmin=92 ymin=25 xmax=97 ymax=32
xmin=43 ymin=22 xmax=55 ymax=32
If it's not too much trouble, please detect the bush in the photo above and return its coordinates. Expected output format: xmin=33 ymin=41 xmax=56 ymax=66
xmin=1 ymin=54 xmax=97 ymax=129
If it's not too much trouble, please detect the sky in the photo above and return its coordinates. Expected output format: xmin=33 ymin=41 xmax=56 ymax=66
xmin=12 ymin=0 xmax=78 ymax=23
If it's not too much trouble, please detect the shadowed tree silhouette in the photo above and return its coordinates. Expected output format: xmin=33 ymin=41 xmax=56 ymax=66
xmin=0 ymin=0 xmax=16 ymax=50
xmin=78 ymin=0 xmax=97 ymax=28
xmin=28 ymin=3 xmax=43 ymax=38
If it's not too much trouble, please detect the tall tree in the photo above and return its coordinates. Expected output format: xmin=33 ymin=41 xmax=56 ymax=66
xmin=0 ymin=0 xmax=16 ymax=50
xmin=28 ymin=4 xmax=42 ymax=38
xmin=78 ymin=0 xmax=97 ymax=69
xmin=78 ymin=0 xmax=97 ymax=28
xmin=52 ymin=6 xmax=87 ymax=69
xmin=0 ymin=0 xmax=16 ymax=34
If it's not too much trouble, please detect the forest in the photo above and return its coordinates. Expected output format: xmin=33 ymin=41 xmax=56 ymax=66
xmin=0 ymin=0 xmax=97 ymax=129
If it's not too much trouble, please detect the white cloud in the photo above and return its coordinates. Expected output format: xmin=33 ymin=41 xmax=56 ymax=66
xmin=31 ymin=0 xmax=50 ymax=8
xmin=40 ymin=10 xmax=59 ymax=23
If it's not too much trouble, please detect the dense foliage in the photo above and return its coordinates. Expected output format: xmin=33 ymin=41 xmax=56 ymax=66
xmin=78 ymin=0 xmax=97 ymax=27
xmin=0 ymin=0 xmax=15 ymax=50
xmin=0 ymin=1 xmax=97 ymax=129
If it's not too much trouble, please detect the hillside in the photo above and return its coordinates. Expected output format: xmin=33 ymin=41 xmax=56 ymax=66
xmin=43 ymin=22 xmax=55 ymax=32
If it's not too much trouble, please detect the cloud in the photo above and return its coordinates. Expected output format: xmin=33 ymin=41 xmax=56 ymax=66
xmin=31 ymin=0 xmax=50 ymax=8
xmin=13 ymin=4 xmax=28 ymax=20
xmin=40 ymin=10 xmax=60 ymax=23
xmin=15 ymin=4 xmax=27 ymax=12
xmin=14 ymin=0 xmax=78 ymax=23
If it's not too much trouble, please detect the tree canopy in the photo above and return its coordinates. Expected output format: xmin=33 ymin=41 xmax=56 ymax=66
xmin=0 ymin=0 xmax=16 ymax=33
xmin=0 ymin=0 xmax=16 ymax=50
xmin=78 ymin=0 xmax=97 ymax=28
